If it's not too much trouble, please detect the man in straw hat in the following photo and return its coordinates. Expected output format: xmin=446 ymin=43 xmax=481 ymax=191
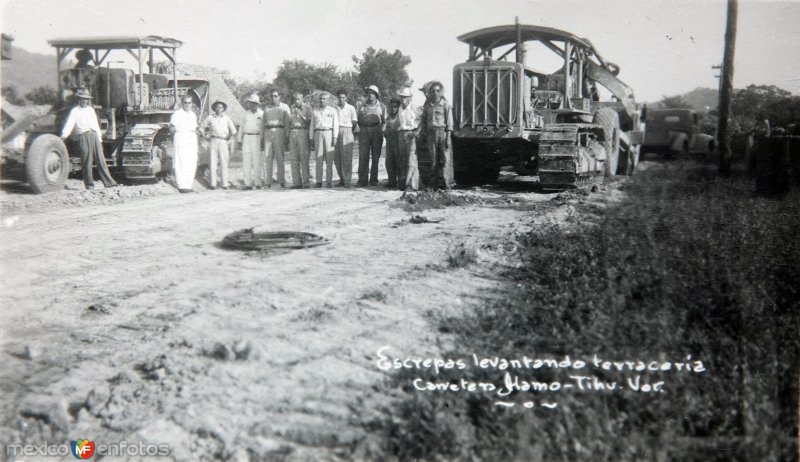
xmin=237 ymin=93 xmax=265 ymax=189
xmin=395 ymin=87 xmax=420 ymax=190
xmin=201 ymin=100 xmax=237 ymax=189
xmin=60 ymin=88 xmax=117 ymax=190
xmin=419 ymin=80 xmax=454 ymax=190
xmin=356 ymin=84 xmax=386 ymax=187
xmin=169 ymin=95 xmax=202 ymax=193
xmin=263 ymin=89 xmax=291 ymax=188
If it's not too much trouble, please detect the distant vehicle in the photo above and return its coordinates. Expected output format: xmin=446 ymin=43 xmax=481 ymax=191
xmin=438 ymin=21 xmax=643 ymax=190
xmin=1 ymin=36 xmax=221 ymax=193
xmin=642 ymin=107 xmax=715 ymax=157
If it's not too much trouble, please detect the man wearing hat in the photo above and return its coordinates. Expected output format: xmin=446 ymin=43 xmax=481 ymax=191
xmin=170 ymin=95 xmax=202 ymax=193
xmin=60 ymin=88 xmax=117 ymax=190
xmin=263 ymin=89 xmax=291 ymax=188
xmin=396 ymin=87 xmax=420 ymax=190
xmin=356 ymin=85 xmax=386 ymax=187
xmin=201 ymin=100 xmax=237 ymax=189
xmin=419 ymin=81 xmax=454 ymax=190
xmin=237 ymin=94 xmax=265 ymax=189
xmin=74 ymin=49 xmax=94 ymax=69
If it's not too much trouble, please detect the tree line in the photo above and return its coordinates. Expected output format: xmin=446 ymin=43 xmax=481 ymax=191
xmin=222 ymin=47 xmax=412 ymax=105
xmin=658 ymin=84 xmax=800 ymax=136
xmin=1 ymin=85 xmax=57 ymax=106
xmin=2 ymin=46 xmax=412 ymax=108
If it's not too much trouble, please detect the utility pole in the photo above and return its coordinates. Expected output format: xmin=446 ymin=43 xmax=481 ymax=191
xmin=717 ymin=0 xmax=737 ymax=174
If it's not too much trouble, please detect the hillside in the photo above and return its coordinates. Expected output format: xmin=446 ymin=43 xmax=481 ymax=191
xmin=0 ymin=47 xmax=243 ymax=117
xmin=654 ymin=87 xmax=719 ymax=113
xmin=682 ymin=87 xmax=719 ymax=112
xmin=0 ymin=46 xmax=57 ymax=94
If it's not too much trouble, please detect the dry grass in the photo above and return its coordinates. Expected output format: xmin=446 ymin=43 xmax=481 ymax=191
xmin=362 ymin=160 xmax=800 ymax=461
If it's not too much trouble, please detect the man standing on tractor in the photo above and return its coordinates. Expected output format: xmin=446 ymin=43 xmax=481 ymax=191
xmin=419 ymin=81 xmax=454 ymax=190
xmin=170 ymin=96 xmax=201 ymax=193
xmin=59 ymin=88 xmax=117 ymax=190
xmin=202 ymin=100 xmax=237 ymax=190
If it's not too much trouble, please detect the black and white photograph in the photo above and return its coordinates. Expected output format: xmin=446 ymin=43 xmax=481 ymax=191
xmin=1 ymin=0 xmax=798 ymax=460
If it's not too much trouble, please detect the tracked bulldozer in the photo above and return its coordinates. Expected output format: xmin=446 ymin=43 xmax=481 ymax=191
xmin=449 ymin=20 xmax=643 ymax=190
xmin=1 ymin=36 xmax=236 ymax=193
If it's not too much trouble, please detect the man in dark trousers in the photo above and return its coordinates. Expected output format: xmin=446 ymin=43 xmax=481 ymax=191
xmin=419 ymin=81 xmax=454 ymax=190
xmin=59 ymin=88 xmax=117 ymax=190
xmin=356 ymin=85 xmax=386 ymax=186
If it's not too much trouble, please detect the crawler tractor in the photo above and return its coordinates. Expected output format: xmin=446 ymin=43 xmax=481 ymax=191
xmin=450 ymin=21 xmax=643 ymax=189
xmin=2 ymin=36 xmax=217 ymax=192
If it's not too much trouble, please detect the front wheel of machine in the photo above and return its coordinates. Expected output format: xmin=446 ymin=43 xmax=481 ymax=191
xmin=25 ymin=134 xmax=69 ymax=193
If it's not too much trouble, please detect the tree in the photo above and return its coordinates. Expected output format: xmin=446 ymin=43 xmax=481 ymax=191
xmin=659 ymin=94 xmax=693 ymax=109
xmin=353 ymin=47 xmax=412 ymax=103
xmin=729 ymin=84 xmax=800 ymax=135
xmin=1 ymin=85 xmax=25 ymax=105
xmin=25 ymin=86 xmax=57 ymax=106
xmin=269 ymin=60 xmax=362 ymax=105
xmin=223 ymin=72 xmax=271 ymax=102
xmin=274 ymin=60 xmax=342 ymax=97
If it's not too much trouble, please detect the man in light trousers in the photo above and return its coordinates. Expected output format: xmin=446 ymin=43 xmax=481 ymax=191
xmin=396 ymin=87 xmax=420 ymax=191
xmin=334 ymin=89 xmax=358 ymax=187
xmin=263 ymin=89 xmax=291 ymax=188
xmin=170 ymin=96 xmax=201 ymax=193
xmin=309 ymin=94 xmax=339 ymax=188
xmin=237 ymin=94 xmax=264 ymax=189
xmin=202 ymin=100 xmax=237 ymax=189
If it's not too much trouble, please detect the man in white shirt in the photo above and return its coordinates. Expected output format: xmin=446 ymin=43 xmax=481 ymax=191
xmin=334 ymin=89 xmax=358 ymax=187
xmin=263 ymin=89 xmax=291 ymax=188
xmin=309 ymin=94 xmax=339 ymax=188
xmin=396 ymin=87 xmax=421 ymax=191
xmin=201 ymin=100 xmax=237 ymax=189
xmin=237 ymin=94 xmax=265 ymax=189
xmin=59 ymin=88 xmax=117 ymax=190
xmin=170 ymin=96 xmax=201 ymax=193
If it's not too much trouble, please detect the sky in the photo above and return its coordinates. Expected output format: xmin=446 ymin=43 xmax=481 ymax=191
xmin=2 ymin=0 xmax=799 ymax=103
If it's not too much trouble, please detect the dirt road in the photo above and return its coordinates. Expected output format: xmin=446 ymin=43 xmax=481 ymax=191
xmin=0 ymin=179 xmax=583 ymax=461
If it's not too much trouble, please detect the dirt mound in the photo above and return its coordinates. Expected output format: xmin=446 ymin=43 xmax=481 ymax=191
xmin=1 ymin=179 xmax=177 ymax=213
xmin=398 ymin=189 xmax=528 ymax=212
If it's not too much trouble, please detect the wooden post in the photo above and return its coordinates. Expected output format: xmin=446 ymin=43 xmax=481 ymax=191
xmin=718 ymin=0 xmax=737 ymax=174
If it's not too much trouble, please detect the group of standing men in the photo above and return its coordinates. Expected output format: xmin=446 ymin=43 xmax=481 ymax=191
xmin=165 ymin=81 xmax=455 ymax=193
